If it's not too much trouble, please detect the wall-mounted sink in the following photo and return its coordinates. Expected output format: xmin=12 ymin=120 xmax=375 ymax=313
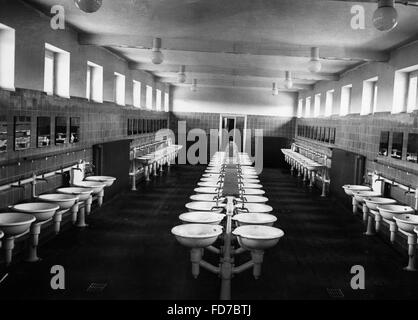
xmin=394 ymin=214 xmax=418 ymax=233
xmin=342 ymin=185 xmax=371 ymax=196
xmin=353 ymin=191 xmax=382 ymax=203
xmin=179 ymin=212 xmax=225 ymax=225
xmin=73 ymin=180 xmax=106 ymax=194
xmin=233 ymin=225 xmax=284 ymax=250
xmin=377 ymin=204 xmax=415 ymax=220
xmin=232 ymin=213 xmax=277 ymax=227
xmin=190 ymin=194 xmax=226 ymax=202
xmin=85 ymin=176 xmax=116 ymax=187
xmin=364 ymin=197 xmax=397 ymax=211
xmin=0 ymin=213 xmax=36 ymax=236
xmin=185 ymin=201 xmax=226 ymax=212
xmin=171 ymin=224 xmax=223 ymax=248
xmin=12 ymin=202 xmax=59 ymax=222
xmin=234 ymin=195 xmax=269 ymax=203
xmin=236 ymin=203 xmax=273 ymax=214
xmin=56 ymin=187 xmax=93 ymax=201
xmin=38 ymin=193 xmax=79 ymax=210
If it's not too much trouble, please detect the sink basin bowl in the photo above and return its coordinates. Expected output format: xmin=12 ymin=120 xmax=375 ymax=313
xmin=0 ymin=213 xmax=36 ymax=236
xmin=12 ymin=202 xmax=59 ymax=222
xmin=38 ymin=193 xmax=79 ymax=209
xmin=179 ymin=212 xmax=226 ymax=225
xmin=394 ymin=214 xmax=418 ymax=233
xmin=190 ymin=194 xmax=226 ymax=202
xmin=377 ymin=204 xmax=415 ymax=220
xmin=56 ymin=187 xmax=93 ymax=201
xmin=233 ymin=213 xmax=277 ymax=226
xmin=242 ymin=189 xmax=265 ymax=195
xmin=185 ymin=201 xmax=226 ymax=212
xmin=171 ymin=224 xmax=223 ymax=248
xmin=241 ymin=183 xmax=263 ymax=189
xmin=364 ymin=197 xmax=397 ymax=211
xmin=201 ymin=177 xmax=222 ymax=182
xmin=353 ymin=191 xmax=381 ymax=203
xmin=198 ymin=181 xmax=222 ymax=188
xmin=202 ymin=173 xmax=223 ymax=178
xmin=236 ymin=203 xmax=273 ymax=214
xmin=194 ymin=187 xmax=222 ymax=194
xmin=233 ymin=225 xmax=284 ymax=250
xmin=342 ymin=185 xmax=371 ymax=196
xmin=235 ymin=195 xmax=269 ymax=203
xmin=73 ymin=180 xmax=106 ymax=194
xmin=240 ymin=178 xmax=260 ymax=184
xmin=85 ymin=176 xmax=116 ymax=187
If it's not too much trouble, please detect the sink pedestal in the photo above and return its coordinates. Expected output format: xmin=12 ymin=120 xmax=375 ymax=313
xmin=364 ymin=209 xmax=376 ymax=236
xmin=309 ymin=171 xmax=315 ymax=189
xmin=3 ymin=236 xmax=16 ymax=265
xmin=54 ymin=208 xmax=70 ymax=234
xmin=145 ymin=165 xmax=150 ymax=182
xmin=250 ymin=250 xmax=264 ymax=280
xmin=97 ymin=189 xmax=104 ymax=207
xmin=153 ymin=162 xmax=158 ymax=177
xmin=369 ymin=209 xmax=382 ymax=232
xmin=399 ymin=229 xmax=417 ymax=272
xmin=76 ymin=205 xmax=88 ymax=228
xmin=26 ymin=220 xmax=49 ymax=262
xmin=352 ymin=197 xmax=359 ymax=214
xmin=85 ymin=196 xmax=92 ymax=215
xmin=383 ymin=218 xmax=397 ymax=244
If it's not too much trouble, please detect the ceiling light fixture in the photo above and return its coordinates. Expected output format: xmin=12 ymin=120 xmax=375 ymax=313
xmin=284 ymin=71 xmax=293 ymax=89
xmin=191 ymin=79 xmax=197 ymax=92
xmin=272 ymin=82 xmax=279 ymax=96
xmin=178 ymin=65 xmax=186 ymax=83
xmin=373 ymin=0 xmax=398 ymax=31
xmin=151 ymin=38 xmax=164 ymax=64
xmin=74 ymin=0 xmax=102 ymax=13
xmin=308 ymin=47 xmax=322 ymax=73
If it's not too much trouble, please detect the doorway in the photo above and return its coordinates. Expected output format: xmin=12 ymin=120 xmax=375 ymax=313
xmin=219 ymin=114 xmax=247 ymax=152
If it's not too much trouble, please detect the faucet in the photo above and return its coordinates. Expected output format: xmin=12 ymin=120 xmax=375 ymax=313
xmin=11 ymin=180 xmax=25 ymax=189
xmin=405 ymin=187 xmax=415 ymax=195
xmin=374 ymin=174 xmax=384 ymax=183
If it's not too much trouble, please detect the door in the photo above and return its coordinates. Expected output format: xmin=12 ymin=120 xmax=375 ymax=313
xmin=219 ymin=114 xmax=246 ymax=152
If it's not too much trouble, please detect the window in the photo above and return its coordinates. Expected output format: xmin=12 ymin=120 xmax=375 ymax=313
xmin=314 ymin=93 xmax=321 ymax=117
xmin=378 ymin=131 xmax=389 ymax=156
xmin=297 ymin=99 xmax=303 ymax=118
xmin=407 ymin=133 xmax=418 ymax=163
xmin=325 ymin=90 xmax=334 ymax=117
xmin=44 ymin=43 xmax=70 ymax=98
xmin=146 ymin=85 xmax=153 ymax=109
xmin=86 ymin=61 xmax=103 ymax=103
xmin=391 ymin=132 xmax=403 ymax=160
xmin=305 ymin=97 xmax=311 ymax=117
xmin=340 ymin=84 xmax=352 ymax=116
xmin=0 ymin=23 xmax=15 ymax=91
xmin=361 ymin=77 xmax=378 ymax=115
xmin=156 ymin=89 xmax=162 ymax=111
xmin=133 ymin=80 xmax=141 ymax=108
xmin=114 ymin=72 xmax=125 ymax=106
xmin=407 ymin=71 xmax=418 ymax=113
xmin=164 ymin=92 xmax=169 ymax=112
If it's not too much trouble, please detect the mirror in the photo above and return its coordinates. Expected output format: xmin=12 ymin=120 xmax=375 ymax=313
xmin=70 ymin=117 xmax=80 ymax=144
xmin=330 ymin=128 xmax=336 ymax=144
xmin=55 ymin=117 xmax=67 ymax=145
xmin=133 ymin=119 xmax=138 ymax=135
xmin=37 ymin=117 xmax=51 ymax=148
xmin=378 ymin=131 xmax=389 ymax=156
xmin=0 ymin=115 xmax=7 ymax=153
xmin=138 ymin=119 xmax=143 ymax=134
xmin=127 ymin=119 xmax=132 ymax=136
xmin=14 ymin=116 xmax=31 ymax=151
xmin=406 ymin=133 xmax=418 ymax=163
xmin=391 ymin=132 xmax=403 ymax=159
xmin=324 ymin=127 xmax=330 ymax=143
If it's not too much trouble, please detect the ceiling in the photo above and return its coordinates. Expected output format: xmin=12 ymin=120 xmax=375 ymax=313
xmin=24 ymin=0 xmax=418 ymax=92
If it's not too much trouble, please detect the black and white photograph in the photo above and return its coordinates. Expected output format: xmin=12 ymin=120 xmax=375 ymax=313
xmin=1 ymin=0 xmax=418 ymax=311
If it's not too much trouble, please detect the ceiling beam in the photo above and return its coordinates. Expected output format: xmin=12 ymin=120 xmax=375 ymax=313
xmin=79 ymin=34 xmax=389 ymax=62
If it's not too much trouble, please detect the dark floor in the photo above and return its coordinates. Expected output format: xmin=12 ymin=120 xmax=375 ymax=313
xmin=1 ymin=165 xmax=418 ymax=300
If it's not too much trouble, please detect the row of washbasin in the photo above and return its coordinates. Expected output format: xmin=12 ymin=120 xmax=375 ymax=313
xmin=171 ymin=150 xmax=284 ymax=251
xmin=281 ymin=149 xmax=324 ymax=172
xmin=135 ymin=144 xmax=183 ymax=165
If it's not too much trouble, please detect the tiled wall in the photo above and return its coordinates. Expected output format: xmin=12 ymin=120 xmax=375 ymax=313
xmin=0 ymin=88 xmax=169 ymax=209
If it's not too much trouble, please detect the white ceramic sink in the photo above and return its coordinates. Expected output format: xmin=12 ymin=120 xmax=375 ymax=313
xmin=233 ymin=213 xmax=277 ymax=226
xmin=235 ymin=195 xmax=269 ymax=203
xmin=73 ymin=180 xmax=106 ymax=194
xmin=342 ymin=185 xmax=371 ymax=196
xmin=171 ymin=224 xmax=223 ymax=248
xmin=56 ymin=187 xmax=93 ymax=201
xmin=12 ymin=202 xmax=59 ymax=222
xmin=0 ymin=213 xmax=36 ymax=236
xmin=394 ymin=214 xmax=418 ymax=233
xmin=240 ymin=183 xmax=263 ymax=189
xmin=242 ymin=189 xmax=265 ymax=195
xmin=353 ymin=191 xmax=382 ymax=203
xmin=198 ymin=181 xmax=221 ymax=188
xmin=190 ymin=194 xmax=226 ymax=202
xmin=179 ymin=212 xmax=226 ymax=225
xmin=85 ymin=176 xmax=116 ymax=187
xmin=364 ymin=197 xmax=397 ymax=211
xmin=38 ymin=193 xmax=79 ymax=209
xmin=377 ymin=204 xmax=415 ymax=220
xmin=194 ymin=187 xmax=222 ymax=194
xmin=233 ymin=225 xmax=284 ymax=250
xmin=236 ymin=203 xmax=273 ymax=214
xmin=185 ymin=201 xmax=226 ymax=212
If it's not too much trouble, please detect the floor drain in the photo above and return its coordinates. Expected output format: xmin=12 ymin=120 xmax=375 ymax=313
xmin=326 ymin=288 xmax=344 ymax=299
xmin=86 ymin=283 xmax=107 ymax=293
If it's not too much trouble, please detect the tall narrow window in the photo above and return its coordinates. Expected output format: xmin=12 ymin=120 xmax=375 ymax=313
xmin=86 ymin=61 xmax=103 ymax=103
xmin=340 ymin=84 xmax=352 ymax=116
xmin=314 ymin=93 xmax=321 ymax=117
xmin=0 ymin=23 xmax=15 ymax=91
xmin=305 ymin=97 xmax=311 ymax=118
xmin=407 ymin=71 xmax=418 ymax=113
xmin=164 ymin=92 xmax=169 ymax=112
xmin=325 ymin=90 xmax=334 ymax=117
xmin=156 ymin=89 xmax=162 ymax=111
xmin=133 ymin=80 xmax=141 ymax=108
xmin=44 ymin=43 xmax=70 ymax=98
xmin=114 ymin=72 xmax=125 ymax=106
xmin=297 ymin=99 xmax=303 ymax=118
xmin=361 ymin=77 xmax=378 ymax=115
xmin=146 ymin=85 xmax=153 ymax=109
